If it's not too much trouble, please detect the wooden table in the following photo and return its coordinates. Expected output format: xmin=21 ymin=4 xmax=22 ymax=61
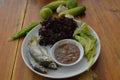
xmin=0 ymin=0 xmax=120 ymax=80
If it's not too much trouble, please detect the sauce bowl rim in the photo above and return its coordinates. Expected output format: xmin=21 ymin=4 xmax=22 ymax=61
xmin=50 ymin=39 xmax=84 ymax=67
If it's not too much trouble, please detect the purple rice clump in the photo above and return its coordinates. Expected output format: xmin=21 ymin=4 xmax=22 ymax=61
xmin=39 ymin=16 xmax=78 ymax=46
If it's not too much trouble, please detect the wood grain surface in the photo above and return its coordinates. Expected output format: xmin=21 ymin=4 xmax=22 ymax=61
xmin=0 ymin=0 xmax=120 ymax=80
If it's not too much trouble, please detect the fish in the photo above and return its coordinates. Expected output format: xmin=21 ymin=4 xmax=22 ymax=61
xmin=28 ymin=36 xmax=58 ymax=70
xmin=27 ymin=52 xmax=47 ymax=74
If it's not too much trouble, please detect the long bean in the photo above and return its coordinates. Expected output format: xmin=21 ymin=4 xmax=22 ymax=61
xmin=11 ymin=22 xmax=39 ymax=40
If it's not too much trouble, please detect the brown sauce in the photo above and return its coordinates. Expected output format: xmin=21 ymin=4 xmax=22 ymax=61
xmin=54 ymin=43 xmax=80 ymax=64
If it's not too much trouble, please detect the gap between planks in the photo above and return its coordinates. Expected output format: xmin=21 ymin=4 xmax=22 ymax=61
xmin=10 ymin=0 xmax=28 ymax=80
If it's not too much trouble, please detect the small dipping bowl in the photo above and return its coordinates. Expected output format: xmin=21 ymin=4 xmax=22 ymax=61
xmin=51 ymin=39 xmax=84 ymax=66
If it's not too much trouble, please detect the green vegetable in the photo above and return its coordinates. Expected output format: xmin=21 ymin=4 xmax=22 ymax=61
xmin=85 ymin=39 xmax=97 ymax=55
xmin=11 ymin=22 xmax=39 ymax=40
xmin=88 ymin=56 xmax=94 ymax=70
xmin=59 ymin=6 xmax=86 ymax=16
xmin=86 ymin=47 xmax=97 ymax=60
xmin=39 ymin=8 xmax=53 ymax=19
xmin=74 ymin=35 xmax=87 ymax=48
xmin=66 ymin=0 xmax=78 ymax=9
xmin=43 ymin=0 xmax=66 ymax=10
xmin=73 ymin=23 xmax=90 ymax=37
xmin=73 ymin=23 xmax=97 ymax=61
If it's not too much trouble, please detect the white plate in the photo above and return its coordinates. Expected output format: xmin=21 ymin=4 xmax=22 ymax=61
xmin=21 ymin=21 xmax=101 ymax=79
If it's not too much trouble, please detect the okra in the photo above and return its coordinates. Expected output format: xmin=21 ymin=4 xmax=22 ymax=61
xmin=59 ymin=6 xmax=86 ymax=16
xmin=11 ymin=22 xmax=39 ymax=40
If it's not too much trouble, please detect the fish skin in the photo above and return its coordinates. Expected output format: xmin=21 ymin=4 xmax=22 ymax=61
xmin=47 ymin=62 xmax=58 ymax=70
xmin=28 ymin=46 xmax=53 ymax=63
xmin=28 ymin=36 xmax=58 ymax=70
xmin=27 ymin=52 xmax=47 ymax=74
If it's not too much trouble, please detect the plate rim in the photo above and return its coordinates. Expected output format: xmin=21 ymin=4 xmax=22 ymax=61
xmin=21 ymin=21 xmax=101 ymax=79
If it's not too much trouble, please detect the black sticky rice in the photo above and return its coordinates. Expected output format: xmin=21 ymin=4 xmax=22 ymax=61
xmin=39 ymin=16 xmax=78 ymax=46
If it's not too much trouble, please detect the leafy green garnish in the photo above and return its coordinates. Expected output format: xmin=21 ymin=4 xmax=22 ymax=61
xmin=73 ymin=22 xmax=97 ymax=69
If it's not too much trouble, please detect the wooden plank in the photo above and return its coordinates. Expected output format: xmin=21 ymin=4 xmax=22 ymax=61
xmin=11 ymin=0 xmax=48 ymax=80
xmin=77 ymin=0 xmax=111 ymax=79
xmin=12 ymin=0 xmax=99 ymax=80
xmin=80 ymin=0 xmax=120 ymax=80
xmin=0 ymin=0 xmax=28 ymax=80
xmin=89 ymin=0 xmax=120 ymax=80
xmin=11 ymin=0 xmax=120 ymax=80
